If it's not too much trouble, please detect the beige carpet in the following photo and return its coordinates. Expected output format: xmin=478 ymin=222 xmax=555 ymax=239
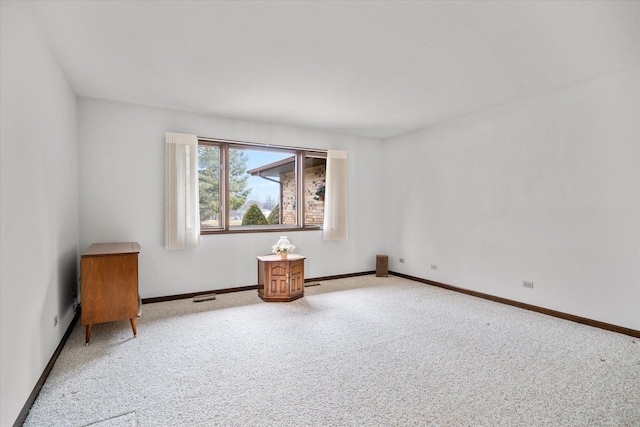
xmin=24 ymin=275 xmax=640 ymax=426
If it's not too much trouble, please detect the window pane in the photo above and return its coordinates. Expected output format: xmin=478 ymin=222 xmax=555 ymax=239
xmin=304 ymin=157 xmax=326 ymax=225
xmin=236 ymin=147 xmax=296 ymax=227
xmin=198 ymin=145 xmax=221 ymax=228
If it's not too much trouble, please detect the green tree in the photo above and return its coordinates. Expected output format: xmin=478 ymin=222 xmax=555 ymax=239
xmin=198 ymin=147 xmax=252 ymax=221
xmin=198 ymin=146 xmax=220 ymax=222
xmin=267 ymin=205 xmax=280 ymax=224
xmin=228 ymin=149 xmax=251 ymax=211
xmin=242 ymin=203 xmax=268 ymax=225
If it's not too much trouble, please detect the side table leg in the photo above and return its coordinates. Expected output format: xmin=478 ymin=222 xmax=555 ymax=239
xmin=130 ymin=318 xmax=137 ymax=338
xmin=85 ymin=325 xmax=92 ymax=346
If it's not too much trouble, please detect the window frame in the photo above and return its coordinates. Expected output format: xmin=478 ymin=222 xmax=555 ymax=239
xmin=197 ymin=137 xmax=326 ymax=235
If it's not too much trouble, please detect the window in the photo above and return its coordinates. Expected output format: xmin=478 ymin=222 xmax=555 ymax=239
xmin=198 ymin=139 xmax=326 ymax=233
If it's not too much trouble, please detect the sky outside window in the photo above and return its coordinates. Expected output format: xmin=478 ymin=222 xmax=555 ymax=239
xmin=243 ymin=149 xmax=292 ymax=203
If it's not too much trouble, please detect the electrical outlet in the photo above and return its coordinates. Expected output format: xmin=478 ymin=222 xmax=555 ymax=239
xmin=399 ymin=258 xmax=405 ymax=263
xmin=523 ymin=281 xmax=534 ymax=289
xmin=54 ymin=316 xmax=58 ymax=327
xmin=431 ymin=264 xmax=437 ymax=270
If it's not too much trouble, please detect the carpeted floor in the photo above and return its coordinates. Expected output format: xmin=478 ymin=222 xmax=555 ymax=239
xmin=24 ymin=275 xmax=640 ymax=426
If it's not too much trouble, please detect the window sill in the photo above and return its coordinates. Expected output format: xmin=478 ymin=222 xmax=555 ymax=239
xmin=200 ymin=226 xmax=322 ymax=235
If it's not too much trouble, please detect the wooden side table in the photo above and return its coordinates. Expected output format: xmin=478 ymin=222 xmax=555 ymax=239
xmin=81 ymin=242 xmax=141 ymax=345
xmin=257 ymin=254 xmax=305 ymax=302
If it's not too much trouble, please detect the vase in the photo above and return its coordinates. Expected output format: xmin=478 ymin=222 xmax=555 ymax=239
xmin=280 ymin=252 xmax=287 ymax=260
xmin=276 ymin=236 xmax=290 ymax=247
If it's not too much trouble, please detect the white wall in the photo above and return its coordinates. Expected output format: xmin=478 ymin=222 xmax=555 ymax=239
xmin=384 ymin=69 xmax=640 ymax=330
xmin=78 ymin=98 xmax=385 ymax=299
xmin=0 ymin=2 xmax=79 ymax=425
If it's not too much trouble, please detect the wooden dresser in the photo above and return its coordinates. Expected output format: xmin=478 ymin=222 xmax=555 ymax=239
xmin=257 ymin=254 xmax=305 ymax=302
xmin=81 ymin=242 xmax=141 ymax=345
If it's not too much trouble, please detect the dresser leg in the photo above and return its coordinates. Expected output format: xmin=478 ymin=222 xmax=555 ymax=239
xmin=130 ymin=318 xmax=137 ymax=338
xmin=85 ymin=325 xmax=92 ymax=346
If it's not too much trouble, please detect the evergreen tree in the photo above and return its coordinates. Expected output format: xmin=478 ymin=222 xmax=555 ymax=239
xmin=242 ymin=203 xmax=268 ymax=225
xmin=198 ymin=146 xmax=220 ymax=222
xmin=228 ymin=150 xmax=251 ymax=211
xmin=198 ymin=147 xmax=252 ymax=221
xmin=267 ymin=205 xmax=280 ymax=224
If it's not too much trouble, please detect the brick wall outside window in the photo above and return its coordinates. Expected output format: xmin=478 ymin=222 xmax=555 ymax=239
xmin=280 ymin=163 xmax=326 ymax=225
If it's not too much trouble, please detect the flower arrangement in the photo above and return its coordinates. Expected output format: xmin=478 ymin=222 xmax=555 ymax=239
xmin=272 ymin=236 xmax=295 ymax=254
xmin=314 ymin=182 xmax=325 ymax=201
xmin=272 ymin=243 xmax=296 ymax=254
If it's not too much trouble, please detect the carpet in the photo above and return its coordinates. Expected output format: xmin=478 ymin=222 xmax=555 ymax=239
xmin=24 ymin=275 xmax=640 ymax=426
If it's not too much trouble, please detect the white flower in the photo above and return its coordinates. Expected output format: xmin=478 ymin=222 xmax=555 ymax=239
xmin=272 ymin=243 xmax=295 ymax=254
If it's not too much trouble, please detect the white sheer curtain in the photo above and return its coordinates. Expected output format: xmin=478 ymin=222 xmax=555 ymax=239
xmin=165 ymin=132 xmax=200 ymax=249
xmin=323 ymin=150 xmax=348 ymax=240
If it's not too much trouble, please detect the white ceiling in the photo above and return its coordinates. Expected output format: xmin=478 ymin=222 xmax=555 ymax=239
xmin=29 ymin=1 xmax=639 ymax=139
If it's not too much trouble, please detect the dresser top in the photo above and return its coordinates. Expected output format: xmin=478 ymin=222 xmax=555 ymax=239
xmin=257 ymin=253 xmax=305 ymax=262
xmin=82 ymin=242 xmax=141 ymax=256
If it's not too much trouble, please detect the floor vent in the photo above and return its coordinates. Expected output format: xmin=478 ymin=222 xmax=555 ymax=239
xmin=193 ymin=293 xmax=217 ymax=303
